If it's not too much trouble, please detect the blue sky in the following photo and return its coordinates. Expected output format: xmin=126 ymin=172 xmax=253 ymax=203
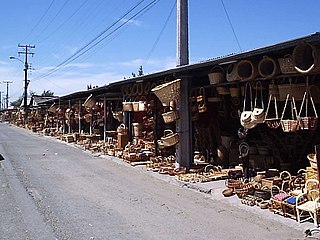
xmin=1 ymin=0 xmax=319 ymax=102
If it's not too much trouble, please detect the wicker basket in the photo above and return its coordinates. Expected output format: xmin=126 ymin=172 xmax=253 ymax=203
xmin=225 ymin=179 xmax=242 ymax=189
xmin=299 ymin=90 xmax=318 ymax=130
xmin=226 ymin=62 xmax=240 ymax=82
xmin=234 ymin=183 xmax=255 ymax=199
xmin=258 ymin=56 xmax=280 ymax=79
xmin=84 ymin=94 xmax=96 ymax=109
xmin=277 ymin=54 xmax=297 ymax=74
xmin=162 ymin=109 xmax=180 ymax=123
xmin=280 ymin=94 xmax=300 ymax=132
xmin=237 ymin=59 xmax=259 ymax=80
xmin=208 ymin=66 xmax=225 ymax=84
xmin=293 ymin=43 xmax=320 ymax=74
xmin=161 ymin=130 xmax=179 ymax=147
xmin=307 ymin=153 xmax=318 ymax=170
xmin=151 ymin=79 xmax=181 ymax=105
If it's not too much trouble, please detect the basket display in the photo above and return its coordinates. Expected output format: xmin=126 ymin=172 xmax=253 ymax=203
xmin=160 ymin=130 xmax=179 ymax=147
xmin=151 ymin=79 xmax=181 ymax=105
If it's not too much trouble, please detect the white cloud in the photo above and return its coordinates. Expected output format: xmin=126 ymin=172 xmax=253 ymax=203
xmin=119 ymin=18 xmax=142 ymax=27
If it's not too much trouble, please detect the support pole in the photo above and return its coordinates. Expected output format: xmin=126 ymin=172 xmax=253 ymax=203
xmin=103 ymin=96 xmax=107 ymax=142
xmin=176 ymin=76 xmax=192 ymax=169
xmin=78 ymin=100 xmax=81 ymax=133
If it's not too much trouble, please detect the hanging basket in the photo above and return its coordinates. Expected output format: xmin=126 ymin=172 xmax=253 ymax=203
xmin=162 ymin=108 xmax=180 ymax=123
xmin=299 ymin=90 xmax=318 ymax=130
xmin=83 ymin=94 xmax=96 ymax=109
xmin=264 ymin=94 xmax=281 ymax=129
xmin=160 ymin=130 xmax=179 ymax=147
xmin=226 ymin=62 xmax=240 ymax=82
xmin=151 ymin=79 xmax=181 ymax=105
xmin=237 ymin=59 xmax=259 ymax=80
xmin=280 ymin=94 xmax=300 ymax=132
xmin=277 ymin=54 xmax=297 ymax=74
xmin=258 ymin=56 xmax=280 ymax=79
xmin=208 ymin=66 xmax=225 ymax=84
xmin=293 ymin=43 xmax=320 ymax=74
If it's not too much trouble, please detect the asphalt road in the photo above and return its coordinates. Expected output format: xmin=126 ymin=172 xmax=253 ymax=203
xmin=0 ymin=123 xmax=305 ymax=240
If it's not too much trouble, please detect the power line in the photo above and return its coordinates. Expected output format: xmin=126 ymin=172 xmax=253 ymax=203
xmin=32 ymin=0 xmax=147 ymax=81
xmin=36 ymin=0 xmax=90 ymax=45
xmin=144 ymin=0 xmax=176 ymax=64
xmin=31 ymin=0 xmax=71 ymax=43
xmin=24 ymin=0 xmax=56 ymax=42
xmin=220 ymin=0 xmax=242 ymax=52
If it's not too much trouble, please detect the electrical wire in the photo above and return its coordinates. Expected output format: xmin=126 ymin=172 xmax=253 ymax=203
xmin=36 ymin=0 xmax=90 ymax=45
xmin=32 ymin=0 xmax=147 ymax=81
xmin=144 ymin=0 xmax=175 ymax=65
xmin=42 ymin=0 xmax=161 ymax=79
xmin=220 ymin=0 xmax=242 ymax=52
xmin=31 ymin=0 xmax=71 ymax=43
xmin=23 ymin=0 xmax=56 ymax=42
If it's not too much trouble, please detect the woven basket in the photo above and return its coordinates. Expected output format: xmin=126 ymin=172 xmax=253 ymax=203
xmin=222 ymin=188 xmax=234 ymax=197
xmin=226 ymin=62 xmax=240 ymax=82
xmin=162 ymin=109 xmax=180 ymax=123
xmin=278 ymin=54 xmax=297 ymax=74
xmin=84 ymin=94 xmax=96 ymax=109
xmin=237 ymin=59 xmax=259 ymax=80
xmin=225 ymin=179 xmax=242 ymax=189
xmin=48 ymin=103 xmax=57 ymax=113
xmin=234 ymin=183 xmax=255 ymax=199
xmin=161 ymin=130 xmax=179 ymax=147
xmin=299 ymin=90 xmax=318 ymax=130
xmin=280 ymin=94 xmax=300 ymax=132
xmin=293 ymin=43 xmax=320 ymax=74
xmin=122 ymin=99 xmax=133 ymax=112
xmin=307 ymin=153 xmax=317 ymax=170
xmin=151 ymin=79 xmax=181 ymax=105
xmin=258 ymin=56 xmax=280 ymax=79
xmin=208 ymin=66 xmax=225 ymax=84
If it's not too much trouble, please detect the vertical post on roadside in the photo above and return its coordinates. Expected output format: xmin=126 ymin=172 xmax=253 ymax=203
xmin=103 ymin=96 xmax=106 ymax=142
xmin=316 ymin=144 xmax=320 ymax=189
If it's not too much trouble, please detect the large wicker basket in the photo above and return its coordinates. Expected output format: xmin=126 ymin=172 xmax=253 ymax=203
xmin=151 ymin=79 xmax=181 ymax=105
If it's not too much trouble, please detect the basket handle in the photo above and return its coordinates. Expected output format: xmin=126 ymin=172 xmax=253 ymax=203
xmin=163 ymin=129 xmax=173 ymax=136
xmin=242 ymin=82 xmax=253 ymax=112
xmin=254 ymin=81 xmax=264 ymax=109
xmin=265 ymin=94 xmax=279 ymax=119
xmin=281 ymin=94 xmax=298 ymax=120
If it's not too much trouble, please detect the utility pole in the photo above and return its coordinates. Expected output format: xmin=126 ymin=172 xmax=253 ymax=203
xmin=18 ymin=44 xmax=35 ymax=112
xmin=3 ymin=81 xmax=13 ymax=109
xmin=176 ymin=0 xmax=189 ymax=67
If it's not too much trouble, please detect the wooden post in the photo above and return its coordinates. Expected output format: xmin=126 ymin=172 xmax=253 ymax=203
xmin=103 ymin=96 xmax=107 ymax=142
xmin=68 ymin=100 xmax=71 ymax=134
xmin=176 ymin=75 xmax=192 ymax=169
xmin=316 ymin=144 xmax=320 ymax=187
xmin=78 ymin=99 xmax=81 ymax=133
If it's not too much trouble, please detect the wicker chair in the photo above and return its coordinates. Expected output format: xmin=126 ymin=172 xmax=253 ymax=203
xmin=296 ymin=179 xmax=320 ymax=226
